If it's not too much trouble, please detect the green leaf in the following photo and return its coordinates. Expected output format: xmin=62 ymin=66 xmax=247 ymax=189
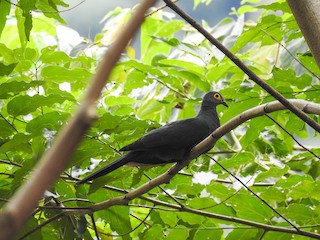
xmin=240 ymin=117 xmax=270 ymax=149
xmin=230 ymin=26 xmax=261 ymax=53
xmin=0 ymin=133 xmax=32 ymax=154
xmin=167 ymin=69 xmax=211 ymax=92
xmin=259 ymin=187 xmax=287 ymax=202
xmin=123 ymin=69 xmax=148 ymax=94
xmin=167 ymin=227 xmax=189 ymax=240
xmin=15 ymin=7 xmax=28 ymax=48
xmin=298 ymin=54 xmax=320 ymax=76
xmin=40 ymin=47 xmax=71 ymax=63
xmin=175 ymin=183 xmax=203 ymax=197
xmin=136 ymin=99 xmax=166 ymax=120
xmin=255 ymin=166 xmax=289 ymax=182
xmin=106 ymin=206 xmax=132 ymax=237
xmin=7 ymin=93 xmax=75 ymax=116
xmin=237 ymin=5 xmax=258 ymax=14
xmin=216 ymin=152 xmax=254 ymax=170
xmin=0 ymin=63 xmax=17 ymax=76
xmin=0 ymin=118 xmax=15 ymax=138
xmin=122 ymin=59 xmax=163 ymax=77
xmin=272 ymin=67 xmax=312 ymax=90
xmin=263 ymin=230 xmax=293 ymax=240
xmin=41 ymin=66 xmax=92 ymax=87
xmin=229 ymin=193 xmax=273 ymax=222
xmin=17 ymin=0 xmax=36 ymax=42
xmin=188 ymin=197 xmax=216 ymax=209
xmin=36 ymin=0 xmax=66 ymax=23
xmin=194 ymin=0 xmax=201 ymax=9
xmin=26 ymin=111 xmax=69 ymax=135
xmin=158 ymin=211 xmax=178 ymax=227
xmin=141 ymin=18 xmax=183 ymax=64
xmin=104 ymin=95 xmax=135 ymax=107
xmin=257 ymin=2 xmax=291 ymax=13
xmin=275 ymin=175 xmax=313 ymax=190
xmin=152 ymin=36 xmax=180 ymax=47
xmin=220 ymin=97 xmax=262 ymax=123
xmin=289 ymin=180 xmax=320 ymax=201
xmin=0 ymin=80 xmax=44 ymax=99
xmin=226 ymin=229 xmax=259 ymax=240
xmin=206 ymin=183 xmax=236 ymax=201
xmin=159 ymin=59 xmax=204 ymax=75
xmin=281 ymin=203 xmax=318 ymax=225
xmin=0 ymin=43 xmax=15 ymax=63
xmin=21 ymin=8 xmax=33 ymax=42
xmin=143 ymin=224 xmax=163 ymax=239
xmin=177 ymin=212 xmax=205 ymax=225
xmin=193 ymin=221 xmax=222 ymax=240
xmin=94 ymin=112 xmax=122 ymax=132
xmin=0 ymin=0 xmax=11 ymax=38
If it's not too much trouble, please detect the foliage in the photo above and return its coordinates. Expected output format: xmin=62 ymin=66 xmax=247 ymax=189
xmin=0 ymin=0 xmax=319 ymax=239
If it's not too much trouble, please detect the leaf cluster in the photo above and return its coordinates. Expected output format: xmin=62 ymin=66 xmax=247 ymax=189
xmin=0 ymin=0 xmax=319 ymax=239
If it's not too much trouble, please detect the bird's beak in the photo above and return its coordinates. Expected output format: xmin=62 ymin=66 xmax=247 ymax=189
xmin=222 ymin=101 xmax=228 ymax=107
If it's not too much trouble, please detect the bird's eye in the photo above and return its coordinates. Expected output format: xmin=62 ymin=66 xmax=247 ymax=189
xmin=213 ymin=93 xmax=221 ymax=100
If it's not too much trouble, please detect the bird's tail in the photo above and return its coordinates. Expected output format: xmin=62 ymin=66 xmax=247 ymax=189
xmin=76 ymin=152 xmax=136 ymax=185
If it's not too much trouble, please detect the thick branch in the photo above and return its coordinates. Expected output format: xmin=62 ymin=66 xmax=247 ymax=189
xmin=287 ymin=0 xmax=320 ymax=68
xmin=163 ymin=0 xmax=320 ymax=133
xmin=66 ymin=99 xmax=320 ymax=238
xmin=0 ymin=0 xmax=157 ymax=239
xmin=192 ymin=99 xmax=319 ymax=156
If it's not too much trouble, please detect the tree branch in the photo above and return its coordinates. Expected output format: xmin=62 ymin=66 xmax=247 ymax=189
xmin=287 ymin=0 xmax=320 ymax=68
xmin=162 ymin=0 xmax=320 ymax=133
xmin=0 ymin=0 xmax=157 ymax=239
xmin=63 ymin=99 xmax=320 ymax=238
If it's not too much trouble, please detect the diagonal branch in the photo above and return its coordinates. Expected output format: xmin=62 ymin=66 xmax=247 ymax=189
xmin=162 ymin=0 xmax=320 ymax=133
xmin=63 ymin=99 xmax=320 ymax=238
xmin=0 ymin=0 xmax=157 ymax=239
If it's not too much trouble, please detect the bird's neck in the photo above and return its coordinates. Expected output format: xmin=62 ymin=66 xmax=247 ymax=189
xmin=197 ymin=105 xmax=218 ymax=118
xmin=197 ymin=105 xmax=220 ymax=128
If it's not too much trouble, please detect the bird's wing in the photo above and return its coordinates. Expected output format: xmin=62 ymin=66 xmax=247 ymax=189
xmin=121 ymin=117 xmax=210 ymax=151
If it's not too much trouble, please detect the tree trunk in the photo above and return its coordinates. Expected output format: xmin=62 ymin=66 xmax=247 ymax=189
xmin=287 ymin=0 xmax=320 ymax=68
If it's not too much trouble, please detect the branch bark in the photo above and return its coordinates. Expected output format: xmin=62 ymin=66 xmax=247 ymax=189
xmin=0 ymin=0 xmax=157 ymax=239
xmin=163 ymin=0 xmax=320 ymax=133
xmin=287 ymin=0 xmax=320 ymax=68
xmin=65 ymin=99 xmax=320 ymax=239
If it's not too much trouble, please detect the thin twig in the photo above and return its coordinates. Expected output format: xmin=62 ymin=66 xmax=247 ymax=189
xmin=144 ymin=173 xmax=184 ymax=207
xmin=146 ymin=0 xmax=179 ymax=17
xmin=206 ymin=154 xmax=299 ymax=231
xmin=90 ymin=214 xmax=100 ymax=240
xmin=265 ymin=113 xmax=320 ymax=160
xmin=17 ymin=213 xmax=64 ymax=240
xmin=0 ymin=159 xmax=22 ymax=167
xmin=0 ymin=113 xmax=18 ymax=133
xmin=163 ymin=0 xmax=320 ymax=133
xmin=260 ymin=29 xmax=319 ymax=80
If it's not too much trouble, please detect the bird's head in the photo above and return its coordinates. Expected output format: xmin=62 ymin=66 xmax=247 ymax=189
xmin=202 ymin=91 xmax=228 ymax=108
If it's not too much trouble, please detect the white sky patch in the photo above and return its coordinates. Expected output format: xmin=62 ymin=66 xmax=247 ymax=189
xmin=269 ymin=155 xmax=286 ymax=168
xmin=23 ymin=114 xmax=33 ymax=121
xmin=27 ymin=86 xmax=44 ymax=96
xmin=200 ymin=189 xmax=211 ymax=198
xmin=192 ymin=171 xmax=217 ymax=185
xmin=59 ymin=82 xmax=71 ymax=92
xmin=56 ymin=25 xmax=84 ymax=54
xmin=232 ymin=175 xmax=256 ymax=190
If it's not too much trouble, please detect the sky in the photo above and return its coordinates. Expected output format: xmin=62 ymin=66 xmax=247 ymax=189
xmin=60 ymin=0 xmax=240 ymax=39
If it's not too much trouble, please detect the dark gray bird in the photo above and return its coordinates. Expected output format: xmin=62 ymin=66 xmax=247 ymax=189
xmin=77 ymin=91 xmax=227 ymax=185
